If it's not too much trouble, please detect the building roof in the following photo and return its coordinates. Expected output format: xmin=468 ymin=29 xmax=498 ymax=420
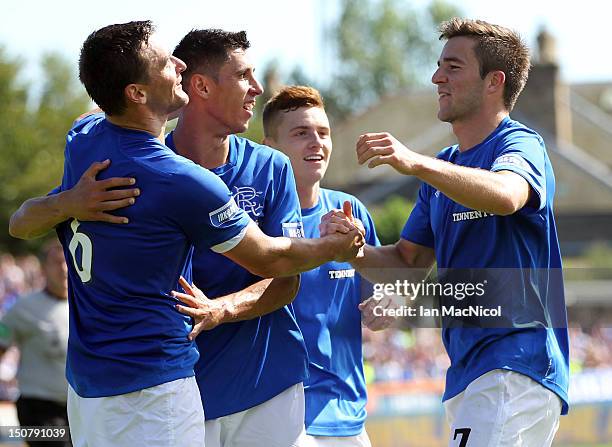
xmin=325 ymin=83 xmax=612 ymax=214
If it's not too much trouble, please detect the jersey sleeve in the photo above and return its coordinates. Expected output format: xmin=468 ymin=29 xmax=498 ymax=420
xmin=490 ymin=130 xmax=547 ymax=211
xmin=71 ymin=112 xmax=104 ymax=130
xmin=48 ymin=185 xmax=61 ymax=196
xmin=401 ymin=183 xmax=435 ymax=248
xmin=174 ymin=164 xmax=252 ymax=253
xmin=260 ymin=157 xmax=304 ymax=238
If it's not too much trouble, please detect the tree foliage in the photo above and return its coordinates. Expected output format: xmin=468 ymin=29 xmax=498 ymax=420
xmin=287 ymin=0 xmax=461 ymax=120
xmin=0 ymin=49 xmax=89 ymax=252
xmin=369 ymin=195 xmax=415 ymax=245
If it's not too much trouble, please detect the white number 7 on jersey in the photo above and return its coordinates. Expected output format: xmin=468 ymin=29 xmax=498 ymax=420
xmin=68 ymin=219 xmax=93 ymax=283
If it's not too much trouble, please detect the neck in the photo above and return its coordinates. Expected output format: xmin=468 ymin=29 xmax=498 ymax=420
xmin=298 ymin=182 xmax=320 ymax=209
xmin=106 ymin=107 xmax=167 ymax=142
xmin=173 ymin=104 xmax=231 ymax=169
xmin=452 ymin=108 xmax=508 ymax=152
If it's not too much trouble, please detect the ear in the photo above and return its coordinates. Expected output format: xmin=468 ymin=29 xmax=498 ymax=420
xmin=124 ymin=83 xmax=146 ymax=105
xmin=487 ymin=70 xmax=506 ymax=95
xmin=191 ymin=73 xmax=212 ymax=99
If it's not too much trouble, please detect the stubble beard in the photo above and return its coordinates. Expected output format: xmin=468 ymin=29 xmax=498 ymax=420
xmin=438 ymin=92 xmax=482 ymax=124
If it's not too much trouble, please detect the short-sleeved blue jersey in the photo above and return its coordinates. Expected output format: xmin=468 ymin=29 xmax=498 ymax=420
xmin=295 ymin=189 xmax=380 ymax=436
xmin=56 ymin=114 xmax=250 ymax=398
xmin=166 ymin=133 xmax=308 ymax=419
xmin=401 ymin=117 xmax=569 ymax=413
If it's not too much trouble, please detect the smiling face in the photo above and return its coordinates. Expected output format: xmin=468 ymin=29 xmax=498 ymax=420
xmin=143 ymin=36 xmax=189 ymax=116
xmin=266 ymin=106 xmax=331 ymax=189
xmin=431 ymin=36 xmax=487 ymax=124
xmin=205 ymin=48 xmax=263 ymax=134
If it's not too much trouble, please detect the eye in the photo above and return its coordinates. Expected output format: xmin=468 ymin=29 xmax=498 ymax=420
xmin=238 ymin=69 xmax=252 ymax=80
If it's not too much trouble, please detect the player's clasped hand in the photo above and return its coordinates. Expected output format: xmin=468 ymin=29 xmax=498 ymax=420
xmin=320 ymin=201 xmax=366 ymax=260
xmin=171 ymin=276 xmax=226 ymax=339
xmin=61 ymin=159 xmax=140 ymax=224
xmin=356 ymin=132 xmax=425 ymax=175
xmin=319 ymin=201 xmax=366 ymax=237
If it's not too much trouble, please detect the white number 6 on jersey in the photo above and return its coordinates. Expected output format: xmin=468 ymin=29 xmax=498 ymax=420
xmin=68 ymin=219 xmax=93 ymax=283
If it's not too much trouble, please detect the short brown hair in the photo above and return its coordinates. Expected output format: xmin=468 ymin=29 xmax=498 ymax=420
xmin=79 ymin=21 xmax=154 ymax=116
xmin=439 ymin=18 xmax=530 ymax=111
xmin=263 ymin=85 xmax=324 ymax=139
xmin=173 ymin=29 xmax=250 ymax=87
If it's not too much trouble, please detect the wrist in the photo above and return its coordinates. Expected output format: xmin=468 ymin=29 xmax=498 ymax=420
xmin=316 ymin=236 xmax=338 ymax=263
xmin=329 ymin=237 xmax=345 ymax=263
xmin=217 ymin=299 xmax=233 ymax=324
xmin=51 ymin=191 xmax=72 ymax=221
xmin=411 ymin=153 xmax=433 ymax=177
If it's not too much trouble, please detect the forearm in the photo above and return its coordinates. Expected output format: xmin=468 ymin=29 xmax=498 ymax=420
xmin=216 ymin=276 xmax=300 ymax=323
xmin=9 ymin=194 xmax=69 ymax=239
xmin=262 ymin=237 xmax=337 ymax=277
xmin=226 ymin=222 xmax=359 ymax=278
xmin=414 ymin=156 xmax=521 ymax=215
xmin=351 ymin=244 xmax=429 ymax=284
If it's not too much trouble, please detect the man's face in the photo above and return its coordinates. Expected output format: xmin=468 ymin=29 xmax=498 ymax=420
xmin=44 ymin=246 xmax=68 ymax=300
xmin=267 ymin=106 xmax=332 ymax=188
xmin=431 ymin=36 xmax=486 ymax=123
xmin=206 ymin=49 xmax=263 ymax=134
xmin=143 ymin=36 xmax=189 ymax=115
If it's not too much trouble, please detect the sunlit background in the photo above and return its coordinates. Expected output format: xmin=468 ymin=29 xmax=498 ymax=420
xmin=0 ymin=1 xmax=610 ymax=446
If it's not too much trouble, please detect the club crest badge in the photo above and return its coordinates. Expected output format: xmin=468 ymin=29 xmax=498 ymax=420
xmin=233 ymin=186 xmax=264 ymax=218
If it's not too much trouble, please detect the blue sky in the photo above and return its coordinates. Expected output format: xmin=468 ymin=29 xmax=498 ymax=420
xmin=0 ymin=0 xmax=606 ymax=90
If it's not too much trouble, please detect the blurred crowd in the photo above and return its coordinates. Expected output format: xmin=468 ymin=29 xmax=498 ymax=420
xmin=0 ymin=253 xmax=45 ymax=313
xmin=568 ymin=325 xmax=612 ymax=373
xmin=363 ymin=325 xmax=612 ymax=384
xmin=0 ymin=252 xmax=45 ymax=400
xmin=1 ymin=250 xmax=612 ymax=398
xmin=363 ymin=328 xmax=450 ymax=383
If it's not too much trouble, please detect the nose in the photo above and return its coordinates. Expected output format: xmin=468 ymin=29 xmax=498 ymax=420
xmin=431 ymin=66 xmax=444 ymax=85
xmin=250 ymin=75 xmax=264 ymax=96
xmin=308 ymin=132 xmax=324 ymax=149
xmin=172 ymin=56 xmax=187 ymax=74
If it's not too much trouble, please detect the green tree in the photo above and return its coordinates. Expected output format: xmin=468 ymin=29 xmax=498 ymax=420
xmin=370 ymin=195 xmax=415 ymax=245
xmin=0 ymin=49 xmax=89 ymax=253
xmin=289 ymin=0 xmax=461 ymax=120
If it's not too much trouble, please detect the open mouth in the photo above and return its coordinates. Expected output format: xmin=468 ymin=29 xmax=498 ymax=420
xmin=304 ymin=154 xmax=324 ymax=162
xmin=243 ymin=101 xmax=255 ymax=112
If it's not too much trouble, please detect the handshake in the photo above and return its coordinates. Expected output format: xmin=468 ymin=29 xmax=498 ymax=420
xmin=320 ymin=201 xmax=367 ymax=262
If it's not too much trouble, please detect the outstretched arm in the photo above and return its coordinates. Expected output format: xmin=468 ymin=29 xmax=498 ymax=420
xmin=172 ymin=275 xmax=300 ymax=339
xmin=222 ymin=216 xmax=365 ymax=278
xmin=319 ymin=207 xmax=435 ymax=284
xmin=9 ymin=160 xmax=139 ymax=239
xmin=356 ymin=132 xmax=531 ymax=216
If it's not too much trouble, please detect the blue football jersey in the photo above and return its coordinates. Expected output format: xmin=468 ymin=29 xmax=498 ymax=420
xmin=401 ymin=117 xmax=569 ymax=413
xmin=295 ymin=189 xmax=380 ymax=436
xmin=56 ymin=114 xmax=250 ymax=398
xmin=166 ymin=133 xmax=308 ymax=419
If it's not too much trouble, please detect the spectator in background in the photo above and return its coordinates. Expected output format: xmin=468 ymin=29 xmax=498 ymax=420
xmin=0 ymin=239 xmax=70 ymax=447
xmin=0 ymin=253 xmax=42 ymax=312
